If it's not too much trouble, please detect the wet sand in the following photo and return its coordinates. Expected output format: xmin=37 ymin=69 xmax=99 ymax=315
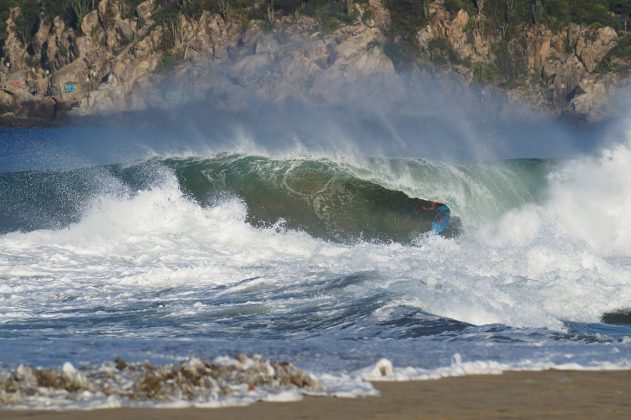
xmin=2 ymin=370 xmax=631 ymax=419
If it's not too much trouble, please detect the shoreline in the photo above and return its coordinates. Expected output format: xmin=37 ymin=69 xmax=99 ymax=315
xmin=2 ymin=370 xmax=630 ymax=419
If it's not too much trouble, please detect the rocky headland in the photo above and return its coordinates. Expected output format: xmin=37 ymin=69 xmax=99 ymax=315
xmin=1 ymin=0 xmax=630 ymax=127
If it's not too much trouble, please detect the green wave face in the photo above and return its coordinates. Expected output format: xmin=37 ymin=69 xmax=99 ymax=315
xmin=0 ymin=155 xmax=551 ymax=242
xmin=167 ymin=155 xmax=455 ymax=242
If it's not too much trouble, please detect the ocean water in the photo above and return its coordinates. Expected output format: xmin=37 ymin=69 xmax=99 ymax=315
xmin=0 ymin=121 xmax=630 ymax=409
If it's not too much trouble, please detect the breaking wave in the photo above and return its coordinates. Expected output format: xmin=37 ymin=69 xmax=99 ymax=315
xmin=1 ymin=139 xmax=630 ymax=410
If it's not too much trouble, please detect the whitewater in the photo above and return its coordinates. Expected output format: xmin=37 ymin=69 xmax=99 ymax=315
xmin=0 ymin=117 xmax=630 ymax=408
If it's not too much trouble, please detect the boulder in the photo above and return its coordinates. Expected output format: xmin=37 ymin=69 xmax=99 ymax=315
xmin=446 ymin=10 xmax=471 ymax=57
xmin=50 ymin=58 xmax=92 ymax=99
xmin=575 ymin=27 xmax=618 ymax=72
xmin=81 ymin=10 xmax=100 ymax=38
xmin=137 ymin=0 xmax=156 ymax=26
xmin=311 ymin=26 xmax=400 ymax=104
xmin=569 ymin=76 xmax=616 ymax=120
xmin=525 ymin=26 xmax=553 ymax=74
xmin=0 ymin=88 xmax=58 ymax=126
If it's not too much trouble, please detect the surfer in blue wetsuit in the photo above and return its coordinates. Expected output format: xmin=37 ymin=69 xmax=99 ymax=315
xmin=422 ymin=201 xmax=451 ymax=234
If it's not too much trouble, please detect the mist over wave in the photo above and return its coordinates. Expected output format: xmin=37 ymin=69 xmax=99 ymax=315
xmin=0 ymin=75 xmax=612 ymax=175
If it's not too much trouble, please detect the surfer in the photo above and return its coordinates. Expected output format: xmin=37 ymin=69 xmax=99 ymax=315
xmin=422 ymin=201 xmax=439 ymax=211
xmin=422 ymin=201 xmax=451 ymax=234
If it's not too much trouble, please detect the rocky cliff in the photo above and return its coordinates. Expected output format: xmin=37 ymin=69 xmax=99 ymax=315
xmin=417 ymin=3 xmax=627 ymax=121
xmin=0 ymin=0 xmax=629 ymax=127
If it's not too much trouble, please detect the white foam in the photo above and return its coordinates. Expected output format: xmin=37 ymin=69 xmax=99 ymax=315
xmin=549 ymin=141 xmax=631 ymax=257
xmin=360 ymin=355 xmax=631 ymax=382
xmin=1 ymin=140 xmax=631 ymax=332
xmin=0 ymin=357 xmax=372 ymax=410
xmin=474 ymin=138 xmax=631 ymax=258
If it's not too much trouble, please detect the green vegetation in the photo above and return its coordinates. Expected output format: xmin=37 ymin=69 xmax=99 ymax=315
xmin=2 ymin=0 xmax=631 ymax=44
xmin=377 ymin=0 xmax=630 ymax=69
xmin=156 ymin=48 xmax=186 ymax=72
xmin=597 ymin=34 xmax=631 ymax=72
xmin=70 ymin=0 xmax=96 ymax=32
xmin=459 ymin=0 xmax=631 ymax=83
xmin=382 ymin=0 xmax=427 ymax=70
xmin=472 ymin=62 xmax=495 ymax=83
xmin=2 ymin=0 xmax=631 ymax=78
xmin=304 ymin=1 xmax=356 ymax=32
xmin=148 ymin=0 xmax=365 ymax=31
xmin=427 ymin=37 xmax=461 ymax=65
xmin=1 ymin=0 xmax=39 ymax=45
xmin=0 ymin=1 xmax=372 ymax=44
xmin=472 ymin=1 xmax=631 ymax=35
xmin=444 ymin=0 xmax=475 ymax=16
xmin=492 ymin=40 xmax=527 ymax=87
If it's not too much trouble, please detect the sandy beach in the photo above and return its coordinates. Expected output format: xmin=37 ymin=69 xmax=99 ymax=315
xmin=2 ymin=370 xmax=630 ymax=419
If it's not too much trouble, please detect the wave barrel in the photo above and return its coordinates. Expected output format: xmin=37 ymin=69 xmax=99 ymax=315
xmin=172 ymin=156 xmax=460 ymax=243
